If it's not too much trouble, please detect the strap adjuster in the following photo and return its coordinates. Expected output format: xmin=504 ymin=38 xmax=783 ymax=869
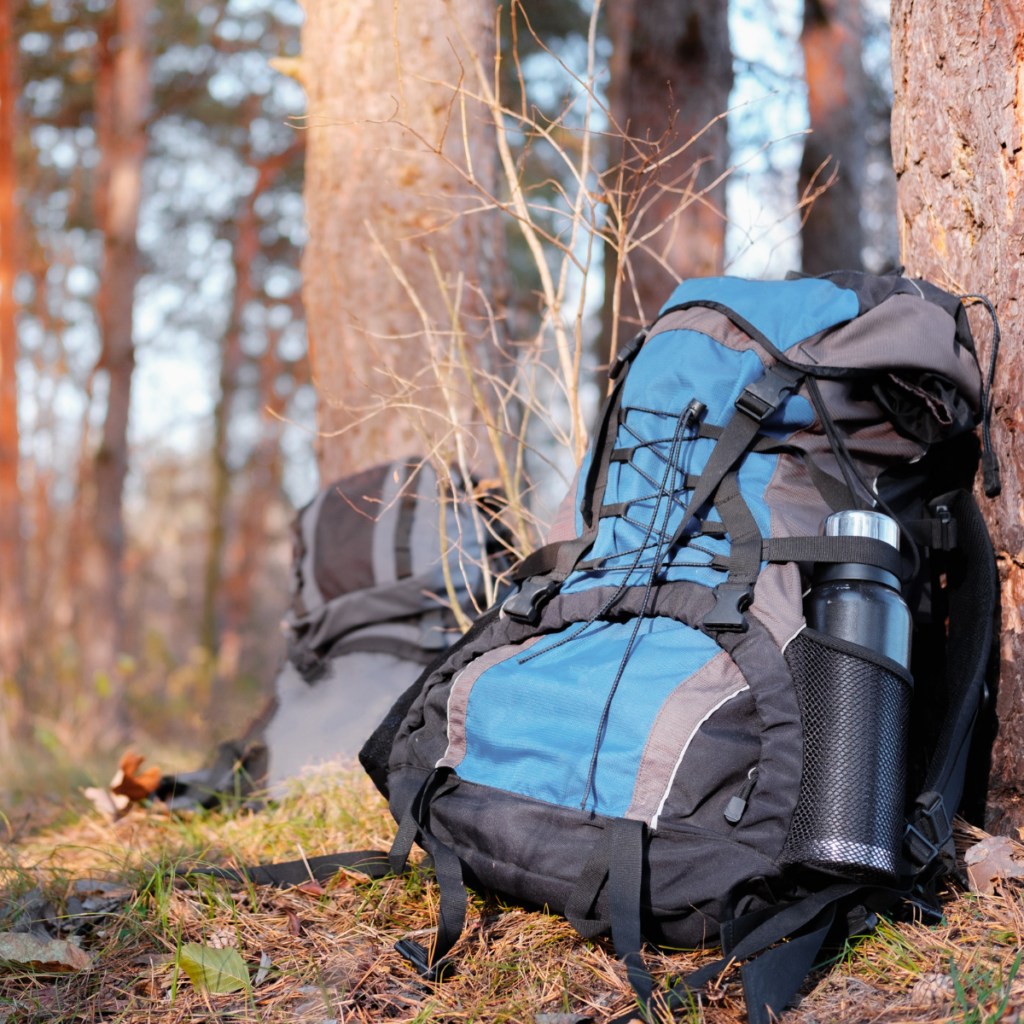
xmin=735 ymin=367 xmax=803 ymax=422
xmin=904 ymin=791 xmax=952 ymax=872
xmin=703 ymin=582 xmax=753 ymax=632
xmin=609 ymin=329 xmax=648 ymax=379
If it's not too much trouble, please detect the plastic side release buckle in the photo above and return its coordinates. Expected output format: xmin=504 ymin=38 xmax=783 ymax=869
xmin=395 ymin=938 xmax=456 ymax=983
xmin=703 ymin=582 xmax=752 ymax=633
xmin=735 ymin=366 xmax=803 ymax=422
xmin=903 ymin=791 xmax=951 ymax=872
xmin=608 ymin=329 xmax=647 ymax=379
xmin=502 ymin=577 xmax=559 ymax=624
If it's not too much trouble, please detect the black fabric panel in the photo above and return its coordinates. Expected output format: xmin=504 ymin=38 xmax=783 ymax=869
xmin=419 ymin=776 xmax=781 ymax=949
xmin=659 ymin=689 xmax=761 ymax=833
xmin=393 ymin=486 xmax=418 ymax=580
xmin=326 ymin=634 xmax=437 ymax=666
xmin=315 ymin=463 xmax=391 ymax=600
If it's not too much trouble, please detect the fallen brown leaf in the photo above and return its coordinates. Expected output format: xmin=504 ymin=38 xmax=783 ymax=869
xmin=0 ymin=932 xmax=92 ymax=973
xmin=964 ymin=835 xmax=1024 ymax=894
xmin=110 ymin=751 xmax=162 ymax=802
xmin=284 ymin=908 xmax=301 ymax=937
xmin=295 ymin=880 xmax=326 ymax=896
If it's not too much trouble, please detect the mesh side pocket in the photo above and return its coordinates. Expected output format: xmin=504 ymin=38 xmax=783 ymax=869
xmin=782 ymin=629 xmax=912 ymax=881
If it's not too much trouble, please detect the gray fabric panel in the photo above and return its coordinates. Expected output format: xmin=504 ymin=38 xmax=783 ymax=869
xmin=315 ymin=462 xmax=391 ymax=601
xmin=266 ymin=653 xmax=422 ymax=795
xmin=749 ymin=562 xmax=807 ymax=650
xmin=794 ymin=294 xmax=982 ymax=409
xmin=436 ymin=636 xmax=542 ymax=770
xmin=391 ymin=580 xmax=802 ymax=861
xmin=547 ymin=465 xmax=582 ymax=543
xmin=646 ymin=307 xmax=769 ymax=359
xmin=625 ymin=650 xmax=748 ymax=825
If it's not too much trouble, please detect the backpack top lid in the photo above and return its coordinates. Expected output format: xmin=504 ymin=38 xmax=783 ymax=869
xmin=285 ymin=458 xmax=485 ymax=657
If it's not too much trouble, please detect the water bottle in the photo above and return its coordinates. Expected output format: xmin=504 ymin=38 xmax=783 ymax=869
xmin=805 ymin=510 xmax=912 ymax=667
xmin=788 ymin=509 xmax=913 ymax=881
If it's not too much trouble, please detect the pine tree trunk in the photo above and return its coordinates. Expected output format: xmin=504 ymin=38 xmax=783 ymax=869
xmin=299 ymin=0 xmax=501 ymax=482
xmin=799 ymin=0 xmax=867 ymax=274
xmin=891 ymin=0 xmax=1024 ymax=833
xmin=0 ymin=0 xmax=24 ymax=717
xmin=601 ymin=0 xmax=732 ymax=366
xmin=79 ymin=0 xmax=151 ymax=739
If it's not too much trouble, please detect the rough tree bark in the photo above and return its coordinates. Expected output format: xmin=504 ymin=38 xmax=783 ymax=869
xmin=0 ymin=0 xmax=24 ymax=708
xmin=799 ymin=0 xmax=867 ymax=274
xmin=891 ymin=0 xmax=1024 ymax=832
xmin=600 ymin=0 xmax=733 ymax=366
xmin=299 ymin=0 xmax=501 ymax=482
xmin=79 ymin=0 xmax=152 ymax=735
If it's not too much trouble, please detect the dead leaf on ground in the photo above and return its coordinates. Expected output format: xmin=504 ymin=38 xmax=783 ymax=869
xmin=284 ymin=908 xmax=301 ymax=936
xmin=295 ymin=880 xmax=326 ymax=896
xmin=110 ymin=751 xmax=162 ymax=802
xmin=0 ymin=932 xmax=92 ymax=972
xmin=964 ymin=835 xmax=1024 ymax=894
xmin=81 ymin=787 xmax=130 ymax=822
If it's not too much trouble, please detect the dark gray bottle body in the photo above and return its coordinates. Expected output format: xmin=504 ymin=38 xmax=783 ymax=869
xmin=795 ymin=511 xmax=913 ymax=881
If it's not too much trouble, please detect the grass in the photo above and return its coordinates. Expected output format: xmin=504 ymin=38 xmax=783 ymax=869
xmin=1 ymin=768 xmax=1023 ymax=1022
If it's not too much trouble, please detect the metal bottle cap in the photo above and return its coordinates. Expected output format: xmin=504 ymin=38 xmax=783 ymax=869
xmin=823 ymin=509 xmax=900 ymax=550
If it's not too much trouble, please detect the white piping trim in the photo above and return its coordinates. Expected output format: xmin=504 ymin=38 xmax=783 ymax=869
xmin=781 ymin=622 xmax=807 ymax=657
xmin=650 ymin=684 xmax=750 ymax=831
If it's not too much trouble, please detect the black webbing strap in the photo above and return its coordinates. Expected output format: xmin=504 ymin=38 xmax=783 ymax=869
xmin=761 ymin=535 xmax=903 ymax=577
xmin=178 ymin=850 xmax=393 ymax=887
xmin=394 ymin=483 xmax=418 ymax=580
xmin=657 ymin=365 xmax=804 ymax=575
xmin=565 ymin=820 xmax=652 ymax=1017
xmin=703 ymin=472 xmax=763 ymax=632
xmin=511 ymin=542 xmax=561 ymax=582
xmin=389 ymin=769 xmax=468 ymax=981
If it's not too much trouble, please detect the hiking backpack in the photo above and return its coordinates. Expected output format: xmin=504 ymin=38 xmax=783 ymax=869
xmin=199 ymin=272 xmax=1000 ymax=1024
xmin=158 ymin=458 xmax=500 ymax=808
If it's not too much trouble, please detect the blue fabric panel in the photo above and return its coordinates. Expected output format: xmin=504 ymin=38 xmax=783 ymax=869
xmin=562 ymin=329 xmax=815 ymax=594
xmin=456 ymin=616 xmax=720 ymax=815
xmin=659 ymin=276 xmax=859 ymax=352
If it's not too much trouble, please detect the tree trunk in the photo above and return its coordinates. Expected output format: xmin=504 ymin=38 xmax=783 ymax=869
xmin=891 ymin=0 xmax=1024 ymax=833
xmin=300 ymin=0 xmax=501 ymax=482
xmin=0 ymin=0 xmax=24 ymax=731
xmin=79 ymin=0 xmax=151 ymax=739
xmin=799 ymin=0 xmax=867 ymax=274
xmin=600 ymin=0 xmax=732 ymax=368
xmin=201 ymin=144 xmax=300 ymax=670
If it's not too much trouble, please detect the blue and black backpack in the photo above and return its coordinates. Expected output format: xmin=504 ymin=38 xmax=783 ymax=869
xmin=207 ymin=272 xmax=1002 ymax=1024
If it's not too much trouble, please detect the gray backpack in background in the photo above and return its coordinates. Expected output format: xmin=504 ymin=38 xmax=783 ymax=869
xmin=158 ymin=458 xmax=500 ymax=807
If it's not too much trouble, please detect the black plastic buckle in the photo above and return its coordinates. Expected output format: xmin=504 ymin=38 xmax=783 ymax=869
xmin=502 ymin=577 xmax=559 ymax=624
xmin=932 ymin=505 xmax=957 ymax=550
xmin=703 ymin=582 xmax=753 ymax=632
xmin=735 ymin=367 xmax=803 ymax=422
xmin=608 ymin=329 xmax=648 ymax=379
xmin=904 ymin=791 xmax=951 ymax=872
xmin=395 ymin=938 xmax=456 ymax=982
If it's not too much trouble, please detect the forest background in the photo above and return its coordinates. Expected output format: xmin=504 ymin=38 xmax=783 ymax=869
xmin=0 ymin=0 xmax=929 ymax=819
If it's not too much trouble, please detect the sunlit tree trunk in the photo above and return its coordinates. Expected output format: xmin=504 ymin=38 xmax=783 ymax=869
xmin=601 ymin=0 xmax=733 ymax=368
xmin=299 ymin=0 xmax=501 ymax=482
xmin=799 ymin=0 xmax=867 ymax=274
xmin=78 ymin=0 xmax=152 ymax=740
xmin=0 ymin=0 xmax=24 ymax=733
xmin=891 ymin=0 xmax=1024 ymax=833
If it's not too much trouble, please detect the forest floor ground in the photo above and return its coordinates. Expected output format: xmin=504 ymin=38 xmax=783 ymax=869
xmin=0 ymin=766 xmax=1022 ymax=1023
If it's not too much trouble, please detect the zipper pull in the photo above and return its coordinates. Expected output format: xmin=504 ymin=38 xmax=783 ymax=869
xmin=724 ymin=766 xmax=759 ymax=825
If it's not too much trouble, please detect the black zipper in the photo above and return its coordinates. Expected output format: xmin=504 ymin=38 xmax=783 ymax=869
xmin=724 ymin=766 xmax=759 ymax=825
